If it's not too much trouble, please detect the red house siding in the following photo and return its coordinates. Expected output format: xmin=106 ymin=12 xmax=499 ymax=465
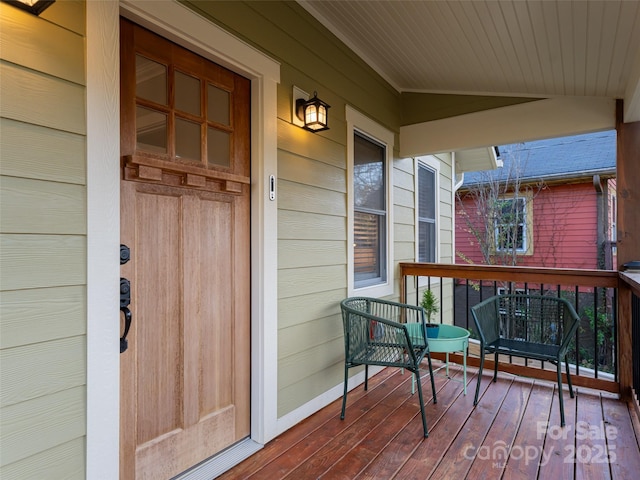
xmin=455 ymin=183 xmax=600 ymax=269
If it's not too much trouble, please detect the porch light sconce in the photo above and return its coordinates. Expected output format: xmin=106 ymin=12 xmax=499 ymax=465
xmin=294 ymin=87 xmax=330 ymax=132
xmin=2 ymin=0 xmax=55 ymax=15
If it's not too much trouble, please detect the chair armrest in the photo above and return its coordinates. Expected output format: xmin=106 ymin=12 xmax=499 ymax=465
xmin=558 ymin=299 xmax=580 ymax=357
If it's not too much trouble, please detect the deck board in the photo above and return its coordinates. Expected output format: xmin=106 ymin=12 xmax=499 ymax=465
xmin=354 ymin=370 xmax=471 ymax=480
xmin=602 ymin=396 xmax=640 ymax=479
xmin=468 ymin=377 xmax=534 ymax=479
xmin=575 ymin=390 xmax=612 ymax=479
xmin=220 ymin=362 xmax=640 ymax=479
xmin=504 ymin=382 xmax=553 ymax=479
xmin=421 ymin=374 xmax=512 ymax=480
xmin=319 ymin=374 xmax=447 ymax=480
xmin=536 ymin=385 xmax=576 ymax=480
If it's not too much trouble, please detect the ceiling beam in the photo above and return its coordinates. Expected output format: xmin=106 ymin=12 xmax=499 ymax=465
xmin=400 ymin=97 xmax=616 ymax=157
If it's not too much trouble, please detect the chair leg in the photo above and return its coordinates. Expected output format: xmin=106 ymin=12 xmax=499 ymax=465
xmin=556 ymin=361 xmax=566 ymax=427
xmin=474 ymin=349 xmax=485 ymax=406
xmin=565 ymin=356 xmax=574 ymax=398
xmin=425 ymin=352 xmax=437 ymax=404
xmin=414 ymin=369 xmax=429 ymax=437
xmin=493 ymin=351 xmax=499 ymax=382
xmin=364 ymin=364 xmax=369 ymax=391
xmin=340 ymin=364 xmax=349 ymax=420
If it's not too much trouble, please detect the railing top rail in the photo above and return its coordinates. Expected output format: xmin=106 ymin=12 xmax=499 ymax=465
xmin=399 ymin=262 xmax=619 ymax=288
xmin=620 ymin=272 xmax=640 ymax=296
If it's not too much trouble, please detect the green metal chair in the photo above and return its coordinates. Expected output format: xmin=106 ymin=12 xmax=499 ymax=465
xmin=340 ymin=297 xmax=438 ymax=437
xmin=471 ymin=294 xmax=580 ymax=427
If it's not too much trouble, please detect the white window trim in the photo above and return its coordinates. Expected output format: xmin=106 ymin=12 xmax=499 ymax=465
xmin=346 ymin=106 xmax=394 ymax=298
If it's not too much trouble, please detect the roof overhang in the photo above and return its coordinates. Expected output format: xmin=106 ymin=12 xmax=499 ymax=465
xmin=455 ymin=146 xmax=500 ymax=174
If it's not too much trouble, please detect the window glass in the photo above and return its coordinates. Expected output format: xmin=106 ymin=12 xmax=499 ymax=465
xmin=610 ymin=195 xmax=617 ymax=241
xmin=207 ymin=127 xmax=230 ymax=167
xmin=135 ymin=55 xmax=167 ymax=106
xmin=175 ymin=71 xmax=201 ymax=116
xmin=495 ymin=197 xmax=526 ymax=252
xmin=354 ymin=132 xmax=386 ymax=287
xmin=175 ymin=118 xmax=201 ymax=161
xmin=354 ymin=134 xmax=385 ymax=210
xmin=418 ymin=163 xmax=436 ymax=262
xmin=208 ymin=84 xmax=230 ymax=126
xmin=136 ymin=106 xmax=167 ymax=153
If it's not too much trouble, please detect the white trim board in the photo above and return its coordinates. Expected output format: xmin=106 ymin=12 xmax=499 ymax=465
xmin=86 ymin=1 xmax=280 ymax=477
xmin=400 ymin=96 xmax=616 ymax=158
xmin=86 ymin=2 xmax=120 ymax=479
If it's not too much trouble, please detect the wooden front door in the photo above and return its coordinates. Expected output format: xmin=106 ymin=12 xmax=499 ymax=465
xmin=119 ymin=19 xmax=251 ymax=479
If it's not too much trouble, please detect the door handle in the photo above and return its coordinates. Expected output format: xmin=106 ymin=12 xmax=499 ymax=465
xmin=120 ymin=306 xmax=132 ymax=353
xmin=120 ymin=244 xmax=132 ymax=353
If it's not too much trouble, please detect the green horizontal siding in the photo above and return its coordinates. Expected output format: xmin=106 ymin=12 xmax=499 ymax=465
xmin=0 ymin=1 xmax=87 ymax=477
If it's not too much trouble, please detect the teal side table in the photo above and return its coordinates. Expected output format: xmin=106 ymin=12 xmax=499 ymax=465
xmin=407 ymin=323 xmax=470 ymax=395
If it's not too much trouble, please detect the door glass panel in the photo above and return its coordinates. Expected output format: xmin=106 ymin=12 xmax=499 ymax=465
xmin=176 ymin=118 xmax=202 ymax=162
xmin=136 ymin=55 xmax=167 ymax=106
xmin=207 ymin=127 xmax=230 ymax=167
xmin=176 ymin=71 xmax=201 ymax=116
xmin=208 ymin=84 xmax=230 ymax=126
xmin=136 ymin=106 xmax=167 ymax=153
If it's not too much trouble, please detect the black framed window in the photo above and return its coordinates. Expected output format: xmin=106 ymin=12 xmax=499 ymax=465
xmin=354 ymin=132 xmax=386 ymax=287
xmin=418 ymin=163 xmax=436 ymax=262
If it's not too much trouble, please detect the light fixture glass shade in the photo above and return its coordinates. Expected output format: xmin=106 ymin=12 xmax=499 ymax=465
xmin=297 ymin=92 xmax=330 ymax=132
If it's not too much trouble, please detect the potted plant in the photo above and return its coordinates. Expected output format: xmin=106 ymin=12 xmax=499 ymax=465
xmin=421 ymin=289 xmax=440 ymax=338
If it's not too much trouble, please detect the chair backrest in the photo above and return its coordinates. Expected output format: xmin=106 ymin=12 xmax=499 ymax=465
xmin=471 ymin=294 xmax=580 ymax=350
xmin=340 ymin=297 xmax=426 ymax=367
xmin=470 ymin=295 xmax=501 ymax=345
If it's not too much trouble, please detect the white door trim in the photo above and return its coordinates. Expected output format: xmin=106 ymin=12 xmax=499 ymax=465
xmin=85 ymin=1 xmax=280 ymax=477
xmin=86 ymin=2 xmax=121 ymax=479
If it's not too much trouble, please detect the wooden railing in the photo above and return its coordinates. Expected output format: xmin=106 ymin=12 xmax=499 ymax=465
xmin=400 ymin=262 xmax=623 ymax=395
xmin=619 ymin=271 xmax=640 ymax=404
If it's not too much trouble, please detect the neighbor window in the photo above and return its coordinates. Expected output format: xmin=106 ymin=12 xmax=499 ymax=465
xmin=610 ymin=194 xmax=617 ymax=242
xmin=494 ymin=196 xmax=527 ymax=252
xmin=417 ymin=162 xmax=437 ymax=262
xmin=347 ymin=106 xmax=394 ymax=296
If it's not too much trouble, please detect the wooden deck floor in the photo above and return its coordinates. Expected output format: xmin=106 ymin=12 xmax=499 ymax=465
xmin=219 ymin=362 xmax=640 ymax=479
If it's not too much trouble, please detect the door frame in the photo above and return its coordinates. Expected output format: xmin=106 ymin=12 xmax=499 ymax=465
xmin=86 ymin=1 xmax=280 ymax=477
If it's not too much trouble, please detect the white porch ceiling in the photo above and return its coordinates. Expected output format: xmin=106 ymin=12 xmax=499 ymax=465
xmin=300 ymin=0 xmax=640 ymax=123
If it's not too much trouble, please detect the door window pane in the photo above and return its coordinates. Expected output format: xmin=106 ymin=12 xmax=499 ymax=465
xmin=175 ymin=71 xmax=201 ymax=116
xmin=136 ymin=106 xmax=167 ymax=153
xmin=175 ymin=118 xmax=201 ymax=162
xmin=207 ymin=127 xmax=230 ymax=167
xmin=136 ymin=55 xmax=167 ymax=106
xmin=208 ymin=84 xmax=230 ymax=126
